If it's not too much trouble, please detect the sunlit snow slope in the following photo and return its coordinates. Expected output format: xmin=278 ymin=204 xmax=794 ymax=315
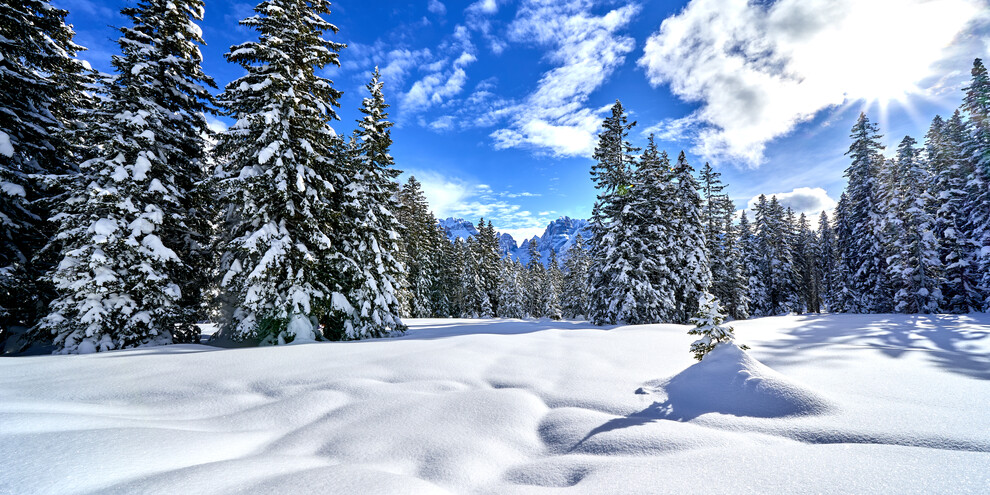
xmin=2 ymin=315 xmax=989 ymax=494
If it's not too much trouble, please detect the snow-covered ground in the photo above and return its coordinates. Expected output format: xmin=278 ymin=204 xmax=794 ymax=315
xmin=2 ymin=314 xmax=988 ymax=494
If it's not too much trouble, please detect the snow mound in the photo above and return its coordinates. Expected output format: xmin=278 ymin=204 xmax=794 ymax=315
xmin=646 ymin=343 xmax=834 ymax=420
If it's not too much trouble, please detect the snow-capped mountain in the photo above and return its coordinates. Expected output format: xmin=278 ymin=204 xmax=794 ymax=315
xmin=438 ymin=216 xmax=590 ymax=266
xmin=438 ymin=217 xmax=479 ymax=241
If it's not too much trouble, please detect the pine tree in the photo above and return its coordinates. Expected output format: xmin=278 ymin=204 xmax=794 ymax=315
xmin=794 ymin=213 xmax=820 ymax=313
xmin=887 ymin=136 xmax=942 ymax=313
xmin=543 ymin=250 xmax=563 ymax=320
xmin=397 ymin=176 xmax=440 ymax=318
xmin=561 ymin=233 xmax=591 ymax=318
xmin=336 ymin=68 xmax=406 ymax=338
xmin=961 ymin=58 xmax=990 ymax=310
xmin=525 ymin=239 xmax=544 ymax=318
xmin=688 ymin=292 xmax=746 ymax=361
xmin=587 ymin=100 xmax=640 ymax=324
xmin=928 ymin=112 xmax=982 ymax=312
xmin=475 ymin=219 xmax=502 ymax=314
xmin=670 ymin=151 xmax=712 ymax=323
xmin=38 ymin=0 xmax=216 ymax=353
xmin=723 ymin=210 xmax=750 ymax=320
xmin=739 ymin=211 xmax=767 ymax=316
xmin=634 ymin=139 xmax=677 ymax=322
xmin=1 ymin=0 xmax=95 ymax=333
xmin=833 ymin=193 xmax=859 ymax=312
xmin=816 ymin=211 xmax=840 ymax=311
xmin=214 ymin=0 xmax=344 ymax=344
xmin=844 ymin=113 xmax=893 ymax=312
xmin=497 ymin=258 xmax=525 ymax=318
xmin=700 ymin=162 xmax=737 ymax=311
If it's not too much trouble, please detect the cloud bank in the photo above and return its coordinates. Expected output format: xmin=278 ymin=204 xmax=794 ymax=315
xmin=639 ymin=0 xmax=985 ymax=166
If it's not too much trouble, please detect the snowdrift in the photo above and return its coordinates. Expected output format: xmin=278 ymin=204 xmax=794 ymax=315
xmin=642 ymin=343 xmax=834 ymax=420
xmin=1 ymin=315 xmax=989 ymax=494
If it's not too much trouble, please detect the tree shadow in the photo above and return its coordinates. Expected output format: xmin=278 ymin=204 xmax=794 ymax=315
xmin=755 ymin=314 xmax=990 ymax=380
xmin=394 ymin=318 xmax=614 ymax=340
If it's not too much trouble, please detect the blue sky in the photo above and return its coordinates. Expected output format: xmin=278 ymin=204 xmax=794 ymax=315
xmin=60 ymin=0 xmax=990 ymax=241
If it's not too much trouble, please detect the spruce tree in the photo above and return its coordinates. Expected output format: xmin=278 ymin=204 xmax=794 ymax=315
xmin=816 ymin=211 xmax=840 ymax=311
xmin=525 ymin=239 xmax=545 ymax=318
xmin=38 ymin=0 xmax=214 ymax=353
xmin=1 ymin=0 xmax=94 ymax=333
xmin=928 ymin=112 xmax=982 ymax=312
xmin=961 ymin=58 xmax=990 ymax=310
xmin=700 ymin=162 xmax=737 ymax=310
xmin=397 ymin=176 xmax=440 ymax=318
xmin=214 ymin=0 xmax=344 ymax=343
xmin=497 ymin=258 xmax=525 ymax=318
xmin=688 ymin=292 xmax=745 ymax=361
xmin=723 ymin=210 xmax=750 ymax=320
xmin=887 ymin=136 xmax=942 ymax=313
xmin=561 ymin=233 xmax=591 ymax=319
xmin=833 ymin=193 xmax=859 ymax=312
xmin=844 ymin=113 xmax=893 ymax=312
xmin=587 ymin=100 xmax=639 ymax=324
xmin=670 ymin=151 xmax=711 ymax=323
xmin=337 ymin=68 xmax=406 ymax=338
xmin=634 ymin=138 xmax=677 ymax=322
xmin=739 ymin=211 xmax=767 ymax=316
xmin=543 ymin=250 xmax=563 ymax=320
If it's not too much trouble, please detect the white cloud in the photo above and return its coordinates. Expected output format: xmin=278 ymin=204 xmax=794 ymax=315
xmin=487 ymin=1 xmax=640 ymax=157
xmin=205 ymin=116 xmax=228 ymax=134
xmin=737 ymin=187 xmax=838 ymax=226
xmin=428 ymin=0 xmax=446 ymax=15
xmin=639 ymin=0 xmax=984 ymax=166
xmin=399 ymin=28 xmax=478 ymax=113
xmin=403 ymin=170 xmax=559 ymax=238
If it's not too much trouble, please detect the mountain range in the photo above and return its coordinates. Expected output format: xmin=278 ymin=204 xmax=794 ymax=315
xmin=437 ymin=216 xmax=591 ymax=266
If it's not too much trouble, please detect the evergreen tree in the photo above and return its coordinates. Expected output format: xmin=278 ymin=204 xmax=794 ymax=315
xmin=794 ymin=213 xmax=820 ymax=313
xmin=887 ymin=136 xmax=942 ymax=313
xmin=213 ymin=0 xmax=344 ymax=344
xmin=670 ymin=151 xmax=712 ymax=323
xmin=739 ymin=211 xmax=767 ymax=316
xmin=38 ymin=0 xmax=214 ymax=353
xmin=928 ymin=112 xmax=982 ymax=312
xmin=833 ymin=193 xmax=859 ymax=312
xmin=961 ymin=58 xmax=990 ymax=310
xmin=496 ymin=258 xmax=525 ymax=318
xmin=587 ymin=100 xmax=640 ymax=324
xmin=816 ymin=211 xmax=840 ymax=311
xmin=543 ymin=250 xmax=563 ymax=320
xmin=844 ymin=113 xmax=893 ymax=312
xmin=397 ymin=176 xmax=441 ymax=317
xmin=475 ymin=219 xmax=502 ymax=314
xmin=700 ymin=162 xmax=737 ymax=310
xmin=688 ymin=292 xmax=745 ymax=361
xmin=634 ymin=140 xmax=677 ymax=322
xmin=337 ymin=68 xmax=406 ymax=338
xmin=723 ymin=210 xmax=750 ymax=320
xmin=1 ymin=0 xmax=94 ymax=332
xmin=525 ymin=239 xmax=544 ymax=318
xmin=561 ymin=233 xmax=591 ymax=319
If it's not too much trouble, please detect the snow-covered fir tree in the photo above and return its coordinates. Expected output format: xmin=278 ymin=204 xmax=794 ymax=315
xmin=833 ymin=192 xmax=859 ymax=313
xmin=214 ymin=0 xmax=344 ymax=344
xmin=688 ymin=291 xmax=745 ymax=361
xmin=739 ymin=211 xmax=767 ymax=316
xmin=524 ymin=239 xmax=545 ymax=318
xmin=793 ymin=213 xmax=820 ymax=313
xmin=816 ymin=211 xmax=840 ymax=312
xmin=587 ymin=100 xmax=640 ymax=325
xmin=335 ymin=68 xmax=406 ymax=338
xmin=543 ymin=250 xmax=563 ymax=320
xmin=843 ymin=113 xmax=893 ymax=313
xmin=700 ymin=161 xmax=738 ymax=313
xmin=397 ymin=176 xmax=441 ymax=318
xmin=630 ymin=137 xmax=676 ymax=323
xmin=475 ymin=219 xmax=502 ymax=315
xmin=561 ymin=233 xmax=591 ymax=319
xmin=722 ymin=207 xmax=750 ymax=320
xmin=461 ymin=237 xmax=491 ymax=318
xmin=928 ymin=112 xmax=982 ymax=313
xmin=496 ymin=258 xmax=525 ymax=318
xmin=38 ymin=0 xmax=216 ymax=352
xmin=670 ymin=151 xmax=712 ymax=323
xmin=1 ymin=0 xmax=95 ymax=333
xmin=887 ymin=136 xmax=942 ymax=313
xmin=961 ymin=58 xmax=990 ymax=310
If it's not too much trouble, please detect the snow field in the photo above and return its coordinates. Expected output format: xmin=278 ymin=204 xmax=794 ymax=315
xmin=1 ymin=314 xmax=988 ymax=494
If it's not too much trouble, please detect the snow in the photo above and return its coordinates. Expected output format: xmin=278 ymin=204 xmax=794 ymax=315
xmin=1 ymin=314 xmax=988 ymax=493
xmin=0 ymin=130 xmax=13 ymax=157
xmin=91 ymin=218 xmax=118 ymax=236
xmin=1 ymin=181 xmax=26 ymax=198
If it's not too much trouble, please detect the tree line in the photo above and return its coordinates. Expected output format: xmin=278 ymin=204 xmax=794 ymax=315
xmin=2 ymin=0 xmax=987 ymax=355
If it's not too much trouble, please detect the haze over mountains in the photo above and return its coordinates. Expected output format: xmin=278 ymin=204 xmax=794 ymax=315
xmin=438 ymin=217 xmax=591 ymax=265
